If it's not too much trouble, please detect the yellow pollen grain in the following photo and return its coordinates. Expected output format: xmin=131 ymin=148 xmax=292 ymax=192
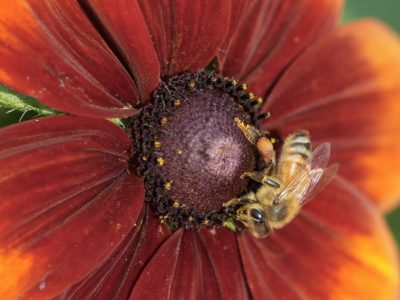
xmin=232 ymin=79 xmax=238 ymax=86
xmin=241 ymin=83 xmax=247 ymax=90
xmin=154 ymin=140 xmax=161 ymax=148
xmin=248 ymin=93 xmax=255 ymax=100
xmin=174 ymin=99 xmax=181 ymax=106
xmin=202 ymin=219 xmax=209 ymax=225
xmin=142 ymin=156 xmax=148 ymax=161
xmin=270 ymin=138 xmax=277 ymax=144
xmin=178 ymin=149 xmax=183 ymax=155
xmin=257 ymin=97 xmax=263 ymax=104
xmin=165 ymin=180 xmax=173 ymax=190
xmin=157 ymin=157 xmax=165 ymax=166
xmin=235 ymin=117 xmax=250 ymax=131
xmin=188 ymin=216 xmax=194 ymax=222
xmin=188 ymin=81 xmax=196 ymax=89
xmin=160 ymin=117 xmax=168 ymax=126
xmin=173 ymin=201 xmax=180 ymax=208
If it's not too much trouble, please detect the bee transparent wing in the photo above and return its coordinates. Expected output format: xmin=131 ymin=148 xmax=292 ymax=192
xmin=300 ymin=163 xmax=338 ymax=205
xmin=278 ymin=143 xmax=337 ymax=205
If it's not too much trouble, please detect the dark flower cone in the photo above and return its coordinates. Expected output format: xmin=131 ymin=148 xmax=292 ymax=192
xmin=0 ymin=0 xmax=399 ymax=299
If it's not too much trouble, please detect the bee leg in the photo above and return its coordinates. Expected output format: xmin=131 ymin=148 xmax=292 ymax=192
xmin=262 ymin=151 xmax=276 ymax=175
xmin=223 ymin=193 xmax=256 ymax=208
xmin=241 ymin=171 xmax=264 ymax=182
xmin=223 ymin=197 xmax=242 ymax=208
xmin=241 ymin=172 xmax=281 ymax=188
xmin=236 ymin=206 xmax=252 ymax=227
xmin=234 ymin=117 xmax=262 ymax=144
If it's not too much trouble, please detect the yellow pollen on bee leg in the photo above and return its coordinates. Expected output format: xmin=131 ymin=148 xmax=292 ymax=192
xmin=157 ymin=157 xmax=165 ymax=166
xmin=154 ymin=140 xmax=161 ymax=148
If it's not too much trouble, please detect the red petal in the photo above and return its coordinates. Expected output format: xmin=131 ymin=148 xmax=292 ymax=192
xmin=264 ymin=20 xmax=400 ymax=211
xmin=59 ymin=206 xmax=170 ymax=299
xmin=198 ymin=228 xmax=249 ymax=300
xmin=239 ymin=177 xmax=399 ymax=299
xmin=219 ymin=0 xmax=343 ymax=96
xmin=137 ymin=0 xmax=231 ymax=76
xmin=0 ymin=0 xmax=138 ymax=118
xmin=130 ymin=229 xmax=222 ymax=299
xmin=85 ymin=0 xmax=160 ymax=100
xmin=0 ymin=116 xmax=144 ymax=299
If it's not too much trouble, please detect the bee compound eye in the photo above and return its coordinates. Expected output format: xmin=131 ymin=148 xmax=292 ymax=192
xmin=250 ymin=208 xmax=264 ymax=222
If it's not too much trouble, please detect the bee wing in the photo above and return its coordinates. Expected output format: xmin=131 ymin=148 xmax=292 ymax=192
xmin=277 ymin=143 xmax=338 ymax=205
xmin=299 ymin=163 xmax=338 ymax=205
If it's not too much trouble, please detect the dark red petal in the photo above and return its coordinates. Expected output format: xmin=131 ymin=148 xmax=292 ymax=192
xmin=58 ymin=206 xmax=170 ymax=299
xmin=130 ymin=229 xmax=222 ymax=299
xmin=264 ymin=20 xmax=400 ymax=211
xmin=85 ymin=0 xmax=160 ymax=100
xmin=137 ymin=0 xmax=231 ymax=76
xmin=198 ymin=228 xmax=249 ymax=300
xmin=0 ymin=116 xmax=144 ymax=299
xmin=219 ymin=0 xmax=343 ymax=96
xmin=239 ymin=177 xmax=399 ymax=299
xmin=0 ymin=0 xmax=138 ymax=118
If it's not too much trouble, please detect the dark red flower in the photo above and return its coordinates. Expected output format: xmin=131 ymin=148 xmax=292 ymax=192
xmin=0 ymin=1 xmax=399 ymax=299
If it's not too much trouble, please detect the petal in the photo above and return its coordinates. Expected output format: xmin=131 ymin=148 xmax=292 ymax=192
xmin=84 ymin=0 xmax=161 ymax=100
xmin=137 ymin=0 xmax=232 ymax=76
xmin=264 ymin=20 xmax=400 ymax=210
xmin=0 ymin=116 xmax=144 ymax=299
xmin=219 ymin=0 xmax=343 ymax=96
xmin=58 ymin=206 xmax=170 ymax=299
xmin=198 ymin=228 xmax=249 ymax=300
xmin=239 ymin=177 xmax=399 ymax=299
xmin=0 ymin=0 xmax=138 ymax=118
xmin=130 ymin=229 xmax=222 ymax=299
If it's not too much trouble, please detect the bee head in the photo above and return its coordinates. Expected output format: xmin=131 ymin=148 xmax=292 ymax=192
xmin=267 ymin=201 xmax=288 ymax=222
xmin=241 ymin=204 xmax=271 ymax=238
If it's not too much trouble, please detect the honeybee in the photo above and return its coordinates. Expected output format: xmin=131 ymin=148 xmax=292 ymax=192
xmin=224 ymin=120 xmax=338 ymax=238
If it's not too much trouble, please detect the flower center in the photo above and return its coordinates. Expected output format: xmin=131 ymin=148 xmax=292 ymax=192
xmin=131 ymin=71 xmax=262 ymax=228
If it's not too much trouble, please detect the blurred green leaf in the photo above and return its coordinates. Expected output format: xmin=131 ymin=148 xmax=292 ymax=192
xmin=386 ymin=207 xmax=400 ymax=246
xmin=0 ymin=84 xmax=59 ymax=121
xmin=343 ymin=0 xmax=400 ymax=32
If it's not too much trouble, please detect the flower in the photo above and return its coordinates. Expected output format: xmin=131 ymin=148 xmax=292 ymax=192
xmin=0 ymin=0 xmax=399 ymax=299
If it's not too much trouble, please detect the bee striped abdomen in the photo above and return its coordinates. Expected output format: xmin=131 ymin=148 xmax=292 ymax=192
xmin=278 ymin=131 xmax=312 ymax=182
